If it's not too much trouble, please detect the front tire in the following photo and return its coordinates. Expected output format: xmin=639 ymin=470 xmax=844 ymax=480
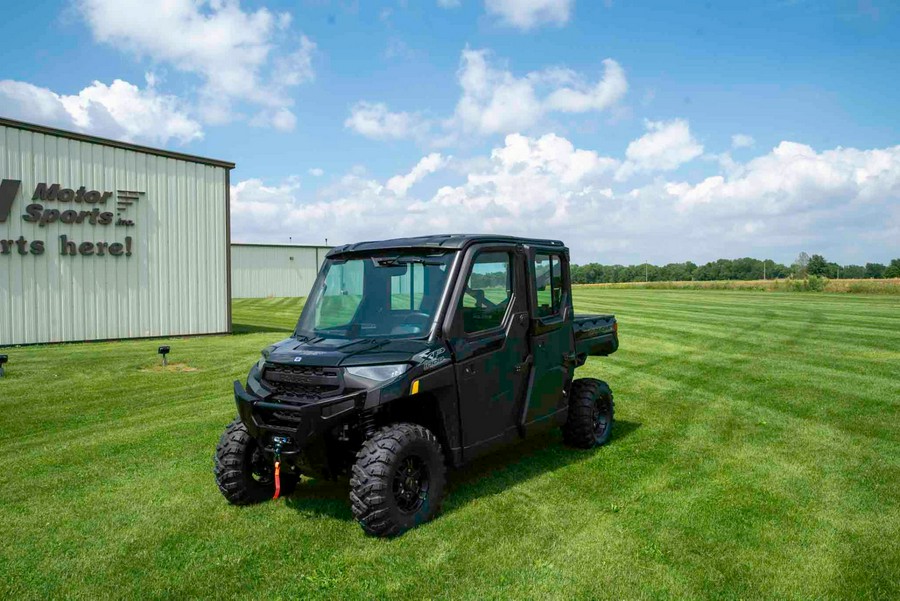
xmin=563 ymin=378 xmax=614 ymax=448
xmin=350 ymin=423 xmax=447 ymax=537
xmin=214 ymin=418 xmax=298 ymax=505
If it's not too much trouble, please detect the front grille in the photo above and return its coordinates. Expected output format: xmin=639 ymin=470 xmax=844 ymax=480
xmin=262 ymin=363 xmax=345 ymax=401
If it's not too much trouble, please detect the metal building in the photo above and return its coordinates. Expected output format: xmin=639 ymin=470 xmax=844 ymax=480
xmin=230 ymin=243 xmax=330 ymax=298
xmin=0 ymin=117 xmax=234 ymax=346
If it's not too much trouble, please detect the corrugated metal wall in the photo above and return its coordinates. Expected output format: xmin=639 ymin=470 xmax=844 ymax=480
xmin=0 ymin=123 xmax=230 ymax=345
xmin=230 ymin=244 xmax=329 ymax=298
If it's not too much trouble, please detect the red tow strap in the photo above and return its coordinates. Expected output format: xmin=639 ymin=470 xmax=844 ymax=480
xmin=273 ymin=461 xmax=281 ymax=500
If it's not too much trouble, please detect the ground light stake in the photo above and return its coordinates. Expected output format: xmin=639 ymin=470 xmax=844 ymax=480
xmin=158 ymin=346 xmax=170 ymax=367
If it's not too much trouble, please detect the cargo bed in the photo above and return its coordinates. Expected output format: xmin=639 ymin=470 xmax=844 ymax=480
xmin=572 ymin=314 xmax=618 ymax=361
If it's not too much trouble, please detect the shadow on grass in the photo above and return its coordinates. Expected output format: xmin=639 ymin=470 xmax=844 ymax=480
xmin=283 ymin=420 xmax=641 ymax=523
xmin=444 ymin=420 xmax=640 ymax=514
xmin=231 ymin=323 xmax=294 ymax=335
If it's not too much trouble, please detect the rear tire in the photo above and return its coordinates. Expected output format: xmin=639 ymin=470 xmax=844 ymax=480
xmin=214 ymin=418 xmax=298 ymax=505
xmin=350 ymin=423 xmax=447 ymax=537
xmin=563 ymin=378 xmax=614 ymax=449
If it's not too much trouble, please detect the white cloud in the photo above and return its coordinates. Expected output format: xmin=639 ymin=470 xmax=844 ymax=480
xmin=666 ymin=141 xmax=900 ymax=213
xmin=348 ymin=48 xmax=626 ymax=144
xmin=272 ymin=36 xmax=317 ymax=87
xmin=344 ymin=102 xmax=431 ymax=141
xmin=77 ymin=0 xmax=316 ymax=130
xmin=731 ymin=133 xmax=755 ymax=149
xmin=0 ymin=81 xmax=69 ymax=124
xmin=485 ymin=0 xmax=573 ymax=30
xmin=543 ymin=59 xmax=628 ymax=113
xmin=437 ymin=0 xmax=461 ymax=7
xmin=386 ymin=153 xmax=448 ymax=196
xmin=384 ymin=38 xmax=417 ymax=60
xmin=424 ymin=133 xmax=618 ymax=225
xmin=231 ymin=133 xmax=620 ymax=246
xmin=231 ymin=173 xmax=406 ymax=247
xmin=308 ymin=168 xmax=324 ymax=177
xmin=0 ymin=76 xmax=202 ymax=145
xmin=231 ymin=134 xmax=900 ymax=265
xmin=452 ymin=49 xmax=627 ymax=137
xmin=451 ymin=49 xmax=543 ymax=136
xmin=249 ymin=107 xmax=298 ymax=132
xmin=616 ymin=119 xmax=703 ymax=179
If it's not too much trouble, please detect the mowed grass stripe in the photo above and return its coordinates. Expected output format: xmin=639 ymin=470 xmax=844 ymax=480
xmin=580 ymin=292 xmax=899 ymax=389
xmin=574 ymin=290 xmax=900 ymax=338
xmin=589 ymin=293 xmax=898 ymax=442
xmin=1 ymin=289 xmax=898 ymax=599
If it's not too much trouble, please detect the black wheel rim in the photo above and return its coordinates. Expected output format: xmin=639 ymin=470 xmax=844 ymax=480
xmin=592 ymin=399 xmax=611 ymax=444
xmin=393 ymin=455 xmax=430 ymax=514
xmin=249 ymin=446 xmax=274 ymax=485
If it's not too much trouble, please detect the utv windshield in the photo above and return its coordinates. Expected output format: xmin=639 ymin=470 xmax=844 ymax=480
xmin=296 ymin=252 xmax=457 ymax=339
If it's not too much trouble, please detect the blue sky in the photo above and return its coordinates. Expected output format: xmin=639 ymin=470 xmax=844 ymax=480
xmin=1 ymin=0 xmax=898 ymax=264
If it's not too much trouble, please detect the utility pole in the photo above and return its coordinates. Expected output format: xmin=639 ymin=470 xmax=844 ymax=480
xmin=763 ymin=260 xmax=766 ymax=281
xmin=645 ymin=262 xmax=649 ymax=282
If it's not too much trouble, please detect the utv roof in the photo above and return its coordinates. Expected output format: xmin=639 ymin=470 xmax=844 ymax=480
xmin=326 ymin=234 xmax=566 ymax=257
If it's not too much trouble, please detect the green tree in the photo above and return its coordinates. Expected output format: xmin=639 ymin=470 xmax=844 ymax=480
xmin=885 ymin=259 xmax=900 ymax=278
xmin=569 ymin=257 xmax=894 ymax=284
xmin=865 ymin=263 xmax=886 ymax=278
xmin=807 ymin=254 xmax=829 ymax=276
xmin=770 ymin=262 xmax=790 ymax=278
xmin=807 ymin=254 xmax=829 ymax=277
xmin=842 ymin=265 xmax=866 ymax=279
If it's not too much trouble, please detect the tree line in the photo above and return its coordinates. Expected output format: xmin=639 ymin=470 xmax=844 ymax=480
xmin=571 ymin=253 xmax=900 ymax=284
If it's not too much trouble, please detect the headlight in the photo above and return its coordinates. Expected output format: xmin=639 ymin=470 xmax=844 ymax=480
xmin=257 ymin=346 xmax=275 ymax=371
xmin=346 ymin=364 xmax=409 ymax=381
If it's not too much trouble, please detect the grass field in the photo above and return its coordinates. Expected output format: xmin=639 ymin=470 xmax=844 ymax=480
xmin=2 ymin=290 xmax=899 ymax=599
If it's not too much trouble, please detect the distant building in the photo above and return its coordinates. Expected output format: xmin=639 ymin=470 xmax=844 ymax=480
xmin=230 ymin=243 xmax=331 ymax=299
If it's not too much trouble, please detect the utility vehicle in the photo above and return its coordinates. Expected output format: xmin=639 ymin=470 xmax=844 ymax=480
xmin=215 ymin=234 xmax=618 ymax=536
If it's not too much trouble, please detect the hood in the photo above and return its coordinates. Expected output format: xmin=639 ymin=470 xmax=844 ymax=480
xmin=264 ymin=335 xmax=444 ymax=368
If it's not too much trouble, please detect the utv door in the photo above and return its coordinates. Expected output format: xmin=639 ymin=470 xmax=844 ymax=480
xmin=524 ymin=251 xmax=575 ymax=426
xmin=447 ymin=247 xmax=530 ymax=457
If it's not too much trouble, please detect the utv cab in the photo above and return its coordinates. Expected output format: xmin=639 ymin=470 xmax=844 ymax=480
xmin=215 ymin=234 xmax=618 ymax=536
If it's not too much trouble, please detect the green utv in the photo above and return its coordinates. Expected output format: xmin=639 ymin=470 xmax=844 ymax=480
xmin=215 ymin=235 xmax=619 ymax=537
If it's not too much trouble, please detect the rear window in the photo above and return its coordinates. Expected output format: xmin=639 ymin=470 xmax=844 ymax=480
xmin=534 ymin=253 xmax=563 ymax=318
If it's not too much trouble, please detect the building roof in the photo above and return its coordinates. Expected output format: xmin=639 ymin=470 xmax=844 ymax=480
xmin=0 ymin=116 xmax=235 ymax=170
xmin=327 ymin=234 xmax=566 ymax=257
xmin=232 ymin=242 xmax=332 ymax=249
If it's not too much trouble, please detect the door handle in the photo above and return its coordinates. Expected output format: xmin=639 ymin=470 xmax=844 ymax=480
xmin=464 ymin=365 xmax=475 ymax=375
xmin=514 ymin=355 xmax=533 ymax=373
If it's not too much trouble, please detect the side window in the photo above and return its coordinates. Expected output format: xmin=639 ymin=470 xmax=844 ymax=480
xmin=460 ymin=252 xmax=513 ymax=334
xmin=533 ymin=253 xmax=563 ymax=318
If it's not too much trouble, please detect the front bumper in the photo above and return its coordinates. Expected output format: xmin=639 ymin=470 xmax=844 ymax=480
xmin=234 ymin=380 xmax=361 ymax=453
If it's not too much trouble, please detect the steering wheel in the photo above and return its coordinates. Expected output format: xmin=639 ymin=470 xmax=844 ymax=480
xmin=465 ymin=286 xmax=498 ymax=310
